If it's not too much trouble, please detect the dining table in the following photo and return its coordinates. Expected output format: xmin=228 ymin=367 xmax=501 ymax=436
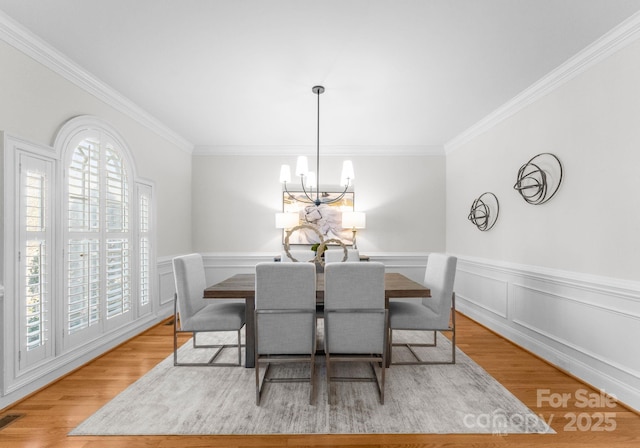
xmin=203 ymin=271 xmax=430 ymax=368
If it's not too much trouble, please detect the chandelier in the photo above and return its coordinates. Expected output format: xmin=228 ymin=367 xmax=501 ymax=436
xmin=279 ymin=85 xmax=354 ymax=206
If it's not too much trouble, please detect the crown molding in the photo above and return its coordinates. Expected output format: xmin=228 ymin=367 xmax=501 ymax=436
xmin=0 ymin=10 xmax=194 ymax=154
xmin=445 ymin=10 xmax=640 ymax=154
xmin=192 ymin=145 xmax=445 ymax=156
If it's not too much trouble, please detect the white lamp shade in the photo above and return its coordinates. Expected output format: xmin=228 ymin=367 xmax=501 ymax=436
xmin=295 ymin=156 xmax=309 ymax=177
xmin=342 ymin=211 xmax=366 ymax=229
xmin=279 ymin=164 xmax=291 ymax=183
xmin=275 ymin=212 xmax=299 ymax=229
xmin=340 ymin=160 xmax=355 ymax=186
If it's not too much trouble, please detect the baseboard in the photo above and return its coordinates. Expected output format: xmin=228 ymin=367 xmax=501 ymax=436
xmin=454 ymin=255 xmax=640 ymax=412
xmin=0 ymin=312 xmax=169 ymax=411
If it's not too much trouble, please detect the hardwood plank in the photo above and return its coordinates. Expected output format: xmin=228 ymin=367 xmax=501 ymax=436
xmin=1 ymin=313 xmax=638 ymax=447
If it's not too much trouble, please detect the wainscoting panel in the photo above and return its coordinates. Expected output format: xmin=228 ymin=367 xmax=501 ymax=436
xmin=512 ymin=284 xmax=640 ymax=377
xmin=454 ymin=255 xmax=640 ymax=412
xmin=456 ymin=269 xmax=508 ymax=319
xmin=157 ymin=258 xmax=176 ymax=309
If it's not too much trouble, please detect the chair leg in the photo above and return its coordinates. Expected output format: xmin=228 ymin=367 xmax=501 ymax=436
xmin=173 ymin=324 xmax=179 ymax=366
xmin=309 ymin=352 xmax=315 ymax=405
xmin=175 ymin=291 xmax=246 ymax=367
xmin=173 ymin=294 xmax=180 ymax=366
xmin=379 ymin=361 xmax=385 ymax=405
xmin=451 ymin=297 xmax=456 ymax=364
xmin=255 ymin=361 xmax=261 ymax=406
xmin=326 ymin=353 xmax=332 ymax=405
xmin=390 ymin=328 xmax=456 ymax=365
xmin=176 ymin=330 xmax=244 ymax=367
xmin=256 ymin=359 xmax=316 ymax=406
xmin=256 ymin=361 xmax=273 ymax=406
xmin=390 ymin=294 xmax=457 ymax=365
xmin=372 ymin=360 xmax=385 ymax=405
xmin=237 ymin=329 xmax=242 ymax=366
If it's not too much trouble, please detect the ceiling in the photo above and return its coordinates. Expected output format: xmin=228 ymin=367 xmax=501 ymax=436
xmin=1 ymin=0 xmax=640 ymax=153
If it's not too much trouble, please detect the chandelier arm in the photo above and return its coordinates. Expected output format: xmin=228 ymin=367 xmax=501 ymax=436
xmin=299 ymin=176 xmax=318 ymax=204
xmin=283 ymin=182 xmax=304 ymax=203
xmin=283 ymin=180 xmax=316 ymax=205
xmin=316 ymin=184 xmax=350 ymax=205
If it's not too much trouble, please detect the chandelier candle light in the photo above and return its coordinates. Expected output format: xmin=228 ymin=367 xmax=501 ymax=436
xmin=279 ymin=86 xmax=355 ymax=206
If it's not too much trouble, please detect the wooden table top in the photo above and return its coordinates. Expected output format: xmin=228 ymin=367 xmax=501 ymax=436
xmin=203 ymin=272 xmax=430 ymax=300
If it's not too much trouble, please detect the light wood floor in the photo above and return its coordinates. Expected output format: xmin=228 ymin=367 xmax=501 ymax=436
xmin=1 ymin=313 xmax=639 ymax=448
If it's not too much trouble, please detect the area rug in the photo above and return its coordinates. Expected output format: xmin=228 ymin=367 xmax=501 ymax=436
xmin=70 ymin=329 xmax=553 ymax=435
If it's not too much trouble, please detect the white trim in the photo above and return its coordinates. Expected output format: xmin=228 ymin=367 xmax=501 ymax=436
xmin=192 ymin=145 xmax=445 ymax=157
xmin=458 ymin=254 xmax=640 ymax=300
xmin=454 ymin=255 xmax=640 ymax=412
xmin=510 ymin=285 xmax=640 ymax=379
xmin=0 ymin=10 xmax=193 ymax=154
xmin=54 ymin=115 xmax=140 ymax=178
xmin=1 ymin=129 xmax=165 ymax=409
xmin=0 ymin=313 xmax=167 ymax=410
xmin=445 ymin=10 xmax=640 ymax=154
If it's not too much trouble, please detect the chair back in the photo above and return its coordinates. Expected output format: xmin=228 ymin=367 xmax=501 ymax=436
xmin=172 ymin=253 xmax=208 ymax=327
xmin=280 ymin=249 xmax=316 ymax=262
xmin=324 ymin=248 xmax=360 ymax=263
xmin=324 ymin=262 xmax=386 ymax=354
xmin=421 ymin=253 xmax=457 ymax=321
xmin=255 ymin=262 xmax=316 ymax=355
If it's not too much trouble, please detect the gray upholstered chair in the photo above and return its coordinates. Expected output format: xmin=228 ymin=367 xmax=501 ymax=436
xmin=172 ymin=253 xmax=245 ymax=366
xmin=324 ymin=248 xmax=360 ymax=263
xmin=324 ymin=262 xmax=387 ymax=404
xmin=388 ymin=253 xmax=457 ymax=365
xmin=280 ymin=249 xmax=316 ymax=262
xmin=254 ymin=262 xmax=317 ymax=405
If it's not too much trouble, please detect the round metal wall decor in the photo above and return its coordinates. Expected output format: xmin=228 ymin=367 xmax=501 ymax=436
xmin=468 ymin=192 xmax=499 ymax=231
xmin=513 ymin=153 xmax=563 ymax=205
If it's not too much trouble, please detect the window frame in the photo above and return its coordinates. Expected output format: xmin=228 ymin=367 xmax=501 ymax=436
xmin=2 ymin=116 xmax=156 ymax=393
xmin=62 ymin=126 xmax=136 ymax=348
xmin=61 ymin=127 xmax=137 ymax=350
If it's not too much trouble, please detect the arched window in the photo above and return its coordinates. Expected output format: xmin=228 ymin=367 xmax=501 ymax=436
xmin=56 ymin=116 xmax=151 ymax=350
xmin=5 ymin=116 xmax=154 ymax=386
xmin=66 ymin=134 xmax=131 ymax=337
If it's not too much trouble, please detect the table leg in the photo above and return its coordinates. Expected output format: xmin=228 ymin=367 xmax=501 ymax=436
xmin=385 ymin=298 xmax=391 ymax=368
xmin=244 ymin=297 xmax=255 ymax=368
xmin=386 ymin=328 xmax=392 ymax=368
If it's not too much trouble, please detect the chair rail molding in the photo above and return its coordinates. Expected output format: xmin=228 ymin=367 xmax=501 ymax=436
xmin=453 ymin=254 xmax=640 ymax=412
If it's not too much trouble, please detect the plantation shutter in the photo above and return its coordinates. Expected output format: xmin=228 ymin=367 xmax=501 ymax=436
xmin=19 ymin=153 xmax=54 ymax=368
xmin=137 ymin=183 xmax=153 ymax=314
xmin=64 ymin=132 xmax=132 ymax=347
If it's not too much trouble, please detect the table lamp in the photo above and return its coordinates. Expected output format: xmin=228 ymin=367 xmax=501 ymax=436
xmin=275 ymin=212 xmax=299 ymax=230
xmin=342 ymin=211 xmax=366 ymax=250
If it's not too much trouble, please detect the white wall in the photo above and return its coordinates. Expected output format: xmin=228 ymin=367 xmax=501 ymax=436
xmin=192 ymin=153 xmax=446 ymax=254
xmin=446 ymin=38 xmax=640 ymax=281
xmin=446 ymin=36 xmax=640 ymax=410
